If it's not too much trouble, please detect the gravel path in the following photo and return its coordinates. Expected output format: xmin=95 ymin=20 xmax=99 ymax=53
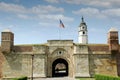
xmin=33 ymin=77 xmax=76 ymax=80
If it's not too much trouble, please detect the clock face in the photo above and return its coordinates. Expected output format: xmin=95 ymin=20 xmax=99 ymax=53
xmin=82 ymin=26 xmax=84 ymax=29
xmin=81 ymin=25 xmax=86 ymax=30
xmin=79 ymin=23 xmax=87 ymax=31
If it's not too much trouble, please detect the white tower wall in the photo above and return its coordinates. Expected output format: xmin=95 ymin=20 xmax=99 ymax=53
xmin=78 ymin=17 xmax=88 ymax=44
xmin=79 ymin=35 xmax=88 ymax=44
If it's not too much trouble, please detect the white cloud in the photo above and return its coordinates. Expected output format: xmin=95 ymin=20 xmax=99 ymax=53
xmin=45 ymin=0 xmax=59 ymax=3
xmin=44 ymin=0 xmax=120 ymax=9
xmin=72 ymin=7 xmax=106 ymax=18
xmin=17 ymin=14 xmax=29 ymax=19
xmin=39 ymin=22 xmax=57 ymax=27
xmin=88 ymin=1 xmax=110 ymax=8
xmin=0 ymin=2 xmax=28 ymax=13
xmin=37 ymin=14 xmax=74 ymax=28
xmin=102 ymin=8 xmax=120 ymax=17
xmin=89 ymin=28 xmax=105 ymax=33
xmin=0 ymin=2 xmax=73 ymax=22
xmin=14 ymin=0 xmax=20 ymax=3
xmin=48 ymin=0 xmax=120 ymax=8
xmin=73 ymin=7 xmax=120 ymax=19
xmin=38 ymin=14 xmax=74 ymax=22
xmin=0 ymin=2 xmax=64 ymax=14
xmin=73 ymin=7 xmax=99 ymax=16
xmin=0 ymin=23 xmax=16 ymax=31
xmin=31 ymin=5 xmax=64 ymax=14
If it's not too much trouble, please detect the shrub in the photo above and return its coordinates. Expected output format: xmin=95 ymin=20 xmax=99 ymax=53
xmin=10 ymin=76 xmax=27 ymax=80
xmin=95 ymin=74 xmax=120 ymax=80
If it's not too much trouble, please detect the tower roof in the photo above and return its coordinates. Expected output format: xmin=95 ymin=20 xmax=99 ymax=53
xmin=109 ymin=27 xmax=118 ymax=32
xmin=80 ymin=17 xmax=86 ymax=26
xmin=3 ymin=29 xmax=12 ymax=32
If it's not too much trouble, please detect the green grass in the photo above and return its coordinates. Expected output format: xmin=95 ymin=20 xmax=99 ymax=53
xmin=10 ymin=76 xmax=27 ymax=80
xmin=95 ymin=74 xmax=120 ymax=80
xmin=76 ymin=78 xmax=95 ymax=80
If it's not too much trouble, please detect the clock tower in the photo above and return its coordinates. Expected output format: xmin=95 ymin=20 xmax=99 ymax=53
xmin=78 ymin=17 xmax=88 ymax=44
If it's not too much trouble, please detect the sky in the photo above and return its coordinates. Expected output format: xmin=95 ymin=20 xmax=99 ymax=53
xmin=0 ymin=0 xmax=120 ymax=45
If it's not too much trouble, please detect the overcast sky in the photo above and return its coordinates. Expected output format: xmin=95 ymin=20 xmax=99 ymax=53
xmin=0 ymin=0 xmax=120 ymax=44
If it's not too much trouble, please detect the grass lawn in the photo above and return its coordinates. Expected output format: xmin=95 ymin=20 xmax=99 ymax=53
xmin=76 ymin=78 xmax=95 ymax=80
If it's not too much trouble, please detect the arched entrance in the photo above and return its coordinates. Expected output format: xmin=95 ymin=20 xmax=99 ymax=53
xmin=52 ymin=58 xmax=68 ymax=77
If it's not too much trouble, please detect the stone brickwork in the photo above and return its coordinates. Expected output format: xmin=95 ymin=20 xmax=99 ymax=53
xmin=0 ymin=28 xmax=120 ymax=79
xmin=89 ymin=54 xmax=117 ymax=77
xmin=47 ymin=40 xmax=74 ymax=77
xmin=33 ymin=54 xmax=46 ymax=77
xmin=74 ymin=45 xmax=90 ymax=77
xmin=1 ymin=31 xmax=14 ymax=53
xmin=2 ymin=51 xmax=46 ymax=78
xmin=0 ymin=51 xmax=4 ymax=78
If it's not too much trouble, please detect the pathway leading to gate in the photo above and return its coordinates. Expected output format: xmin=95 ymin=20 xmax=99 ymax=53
xmin=33 ymin=77 xmax=76 ymax=80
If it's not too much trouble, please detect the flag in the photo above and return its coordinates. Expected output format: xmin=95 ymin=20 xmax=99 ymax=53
xmin=59 ymin=19 xmax=65 ymax=28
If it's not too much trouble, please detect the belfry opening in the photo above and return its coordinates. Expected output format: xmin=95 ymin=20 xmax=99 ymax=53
xmin=52 ymin=58 xmax=68 ymax=77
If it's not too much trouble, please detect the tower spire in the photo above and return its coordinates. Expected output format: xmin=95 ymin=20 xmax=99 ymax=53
xmin=82 ymin=16 xmax=84 ymax=22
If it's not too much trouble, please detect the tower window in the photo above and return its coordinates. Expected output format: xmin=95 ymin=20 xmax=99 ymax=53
xmin=83 ymin=31 xmax=85 ymax=34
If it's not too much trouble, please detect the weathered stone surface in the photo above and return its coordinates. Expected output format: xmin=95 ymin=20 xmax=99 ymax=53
xmin=74 ymin=45 xmax=88 ymax=54
xmin=74 ymin=54 xmax=90 ymax=77
xmin=33 ymin=54 xmax=46 ymax=77
xmin=0 ymin=39 xmax=119 ymax=79
xmin=94 ymin=58 xmax=117 ymax=76
xmin=47 ymin=40 xmax=73 ymax=46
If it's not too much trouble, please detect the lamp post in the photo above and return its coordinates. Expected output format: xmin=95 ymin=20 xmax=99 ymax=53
xmin=31 ymin=54 xmax=34 ymax=80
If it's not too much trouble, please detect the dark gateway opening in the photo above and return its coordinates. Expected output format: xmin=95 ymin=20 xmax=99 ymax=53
xmin=52 ymin=58 xmax=68 ymax=77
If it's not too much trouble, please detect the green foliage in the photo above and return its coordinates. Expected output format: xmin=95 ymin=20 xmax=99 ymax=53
xmin=95 ymin=74 xmax=120 ymax=80
xmin=10 ymin=76 xmax=27 ymax=80
xmin=76 ymin=78 xmax=95 ymax=80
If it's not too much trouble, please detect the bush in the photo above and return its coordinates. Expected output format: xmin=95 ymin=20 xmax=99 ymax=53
xmin=11 ymin=76 xmax=27 ymax=80
xmin=95 ymin=74 xmax=120 ymax=80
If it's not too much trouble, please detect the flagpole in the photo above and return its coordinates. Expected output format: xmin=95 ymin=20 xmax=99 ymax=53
xmin=59 ymin=19 xmax=64 ymax=40
xmin=59 ymin=24 xmax=61 ymax=40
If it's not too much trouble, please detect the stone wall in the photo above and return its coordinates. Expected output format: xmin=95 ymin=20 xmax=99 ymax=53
xmin=89 ymin=54 xmax=117 ymax=77
xmin=0 ymin=51 xmax=5 ymax=78
xmin=0 ymin=42 xmax=119 ymax=79
xmin=33 ymin=54 xmax=46 ymax=77
xmin=3 ymin=52 xmax=23 ymax=78
xmin=74 ymin=44 xmax=117 ymax=77
xmin=74 ymin=54 xmax=90 ymax=77
xmin=2 ymin=51 xmax=47 ymax=79
xmin=47 ymin=40 xmax=74 ymax=77
xmin=74 ymin=45 xmax=90 ymax=77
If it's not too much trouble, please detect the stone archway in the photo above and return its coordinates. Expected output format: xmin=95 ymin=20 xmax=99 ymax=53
xmin=52 ymin=58 xmax=68 ymax=77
